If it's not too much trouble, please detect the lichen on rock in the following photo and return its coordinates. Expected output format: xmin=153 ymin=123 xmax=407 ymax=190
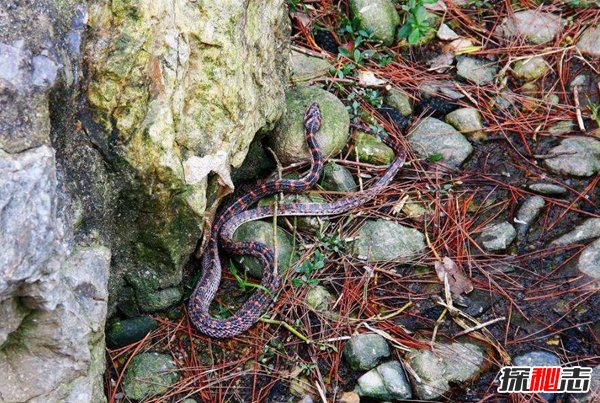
xmin=83 ymin=0 xmax=291 ymax=312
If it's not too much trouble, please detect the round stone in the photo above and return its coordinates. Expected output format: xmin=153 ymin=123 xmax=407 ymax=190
xmin=408 ymin=117 xmax=473 ymax=168
xmin=352 ymin=219 xmax=425 ymax=262
xmin=343 ymin=333 xmax=391 ymax=371
xmin=321 ymin=162 xmax=358 ymax=192
xmin=269 ymin=86 xmax=350 ymax=165
xmin=305 ymin=285 xmax=334 ymax=311
xmin=479 ymin=221 xmax=517 ymax=251
xmin=106 ymin=316 xmax=158 ymax=349
xmin=349 ymin=0 xmax=400 ymax=46
xmin=122 ymin=352 xmax=180 ymax=401
xmin=232 ymin=220 xmax=296 ymax=278
xmin=354 ymin=131 xmax=395 ymax=165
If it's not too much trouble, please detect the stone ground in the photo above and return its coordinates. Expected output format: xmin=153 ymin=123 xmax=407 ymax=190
xmin=105 ymin=1 xmax=600 ymax=402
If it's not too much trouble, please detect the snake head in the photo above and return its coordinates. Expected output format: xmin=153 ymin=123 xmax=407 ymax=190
xmin=304 ymin=102 xmax=321 ymax=133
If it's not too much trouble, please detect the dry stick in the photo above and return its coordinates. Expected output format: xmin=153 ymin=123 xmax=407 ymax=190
xmin=315 ymin=381 xmax=328 ymax=403
xmin=455 ymin=317 xmax=506 ymax=337
xmin=573 ymin=85 xmax=586 ymax=132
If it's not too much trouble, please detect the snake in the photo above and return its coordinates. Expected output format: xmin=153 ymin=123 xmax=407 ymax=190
xmin=188 ymin=102 xmax=406 ymax=338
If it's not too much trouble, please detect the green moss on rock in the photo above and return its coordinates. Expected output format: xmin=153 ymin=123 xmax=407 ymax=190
xmin=270 ymin=86 xmax=350 ymax=165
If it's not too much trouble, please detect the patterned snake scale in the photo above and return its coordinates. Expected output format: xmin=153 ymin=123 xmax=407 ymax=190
xmin=189 ymin=102 xmax=406 ymax=338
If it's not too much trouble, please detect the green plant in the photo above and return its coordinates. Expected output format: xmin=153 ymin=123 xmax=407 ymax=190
xmin=338 ymin=17 xmax=376 ymax=45
xmin=397 ymin=0 xmax=438 ymax=44
xmin=588 ymin=103 xmax=600 ymax=127
xmin=287 ymin=0 xmax=302 ymax=12
xmin=214 ymin=303 xmax=231 ymax=319
xmin=568 ymin=0 xmax=600 ymax=7
xmin=292 ymin=250 xmax=326 ymax=287
xmin=330 ymin=63 xmax=356 ymax=79
xmin=319 ymin=232 xmax=346 ymax=254
xmin=299 ymin=362 xmax=318 ymax=375
xmin=345 ymin=88 xmax=385 ymax=122
xmin=229 ymin=262 xmax=273 ymax=296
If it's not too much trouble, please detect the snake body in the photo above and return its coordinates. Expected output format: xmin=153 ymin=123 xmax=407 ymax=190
xmin=189 ymin=103 xmax=405 ymax=338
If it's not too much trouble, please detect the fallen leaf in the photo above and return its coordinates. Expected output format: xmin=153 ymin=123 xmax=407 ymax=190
xmin=434 ymin=257 xmax=474 ymax=296
xmin=357 ymin=70 xmax=387 ymax=87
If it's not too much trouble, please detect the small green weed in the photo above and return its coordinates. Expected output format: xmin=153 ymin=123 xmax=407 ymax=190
xmin=229 ymin=262 xmax=273 ymax=296
xmin=397 ymin=0 xmax=438 ymax=45
xmin=292 ymin=250 xmax=326 ymax=287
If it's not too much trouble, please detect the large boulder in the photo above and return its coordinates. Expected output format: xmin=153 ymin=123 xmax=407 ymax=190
xmin=83 ymin=0 xmax=291 ymax=314
xmin=0 ymin=1 xmax=109 ymax=401
xmin=0 ymin=0 xmax=291 ymax=400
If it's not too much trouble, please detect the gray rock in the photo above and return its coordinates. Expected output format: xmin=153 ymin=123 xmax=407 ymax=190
xmin=353 ymin=219 xmax=425 ymax=262
xmin=456 ymin=57 xmax=498 ymax=85
xmin=445 ymin=107 xmax=486 ymax=139
xmin=270 ymin=86 xmax=350 ymax=165
xmin=437 ymin=23 xmax=459 ymax=41
xmin=512 ymin=57 xmax=549 ymax=81
xmin=553 ymin=218 xmax=600 ymax=245
xmin=515 ymin=196 xmax=546 ymax=235
xmin=349 ymin=0 xmax=401 ymax=46
xmin=138 ymin=287 xmax=182 ymax=313
xmin=419 ymin=80 xmax=465 ymax=100
xmin=543 ymin=137 xmax=600 ymax=177
xmin=289 ymin=375 xmax=312 ymax=397
xmin=354 ymin=131 xmax=395 ymax=165
xmin=479 ymin=221 xmax=517 ymax=251
xmin=0 ymin=247 xmax=111 ymax=403
xmin=496 ymin=10 xmax=564 ymax=44
xmin=122 ymin=352 xmax=180 ymax=401
xmin=570 ymin=364 xmax=600 ymax=402
xmin=385 ymin=89 xmax=412 ymax=117
xmin=576 ymin=25 xmax=600 ymax=59
xmin=578 ymin=239 xmax=600 ymax=279
xmin=513 ymin=350 xmax=561 ymax=402
xmin=1 ymin=0 xmax=292 ymax=401
xmin=233 ymin=220 xmax=296 ymax=278
xmin=462 ymin=289 xmax=494 ymax=317
xmin=548 ymin=121 xmax=576 ymax=136
xmin=291 ymin=51 xmax=332 ymax=83
xmin=321 ymin=162 xmax=358 ymax=192
xmin=306 ymin=286 xmax=334 ymax=311
xmin=527 ymin=183 xmax=568 ymax=196
xmin=355 ymin=361 xmax=412 ymax=400
xmin=570 ymin=74 xmax=590 ymax=90
xmin=106 ymin=317 xmax=158 ymax=349
xmin=407 ymin=341 xmax=489 ymax=400
xmin=514 ymin=351 xmax=561 ymax=366
xmin=343 ymin=333 xmax=391 ymax=371
xmin=408 ymin=117 xmax=473 ymax=167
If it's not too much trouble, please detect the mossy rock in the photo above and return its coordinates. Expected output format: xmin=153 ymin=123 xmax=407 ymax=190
xmin=354 ymin=131 xmax=395 ymax=165
xmin=321 ymin=162 xmax=358 ymax=192
xmin=122 ymin=352 xmax=180 ymax=401
xmin=232 ymin=220 xmax=297 ymax=278
xmin=106 ymin=316 xmax=158 ymax=349
xmin=270 ymin=86 xmax=350 ymax=165
xmin=349 ymin=0 xmax=400 ymax=46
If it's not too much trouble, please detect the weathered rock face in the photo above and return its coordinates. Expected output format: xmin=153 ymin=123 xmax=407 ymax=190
xmin=81 ymin=0 xmax=291 ymax=313
xmin=1 ymin=1 xmax=108 ymax=401
xmin=1 ymin=0 xmax=291 ymax=401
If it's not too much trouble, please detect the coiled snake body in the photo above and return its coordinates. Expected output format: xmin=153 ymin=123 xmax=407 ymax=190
xmin=189 ymin=103 xmax=406 ymax=338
